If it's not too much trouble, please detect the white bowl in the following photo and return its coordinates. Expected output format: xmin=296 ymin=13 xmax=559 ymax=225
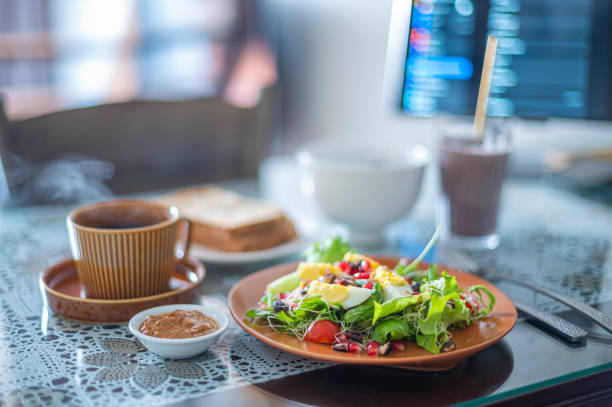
xmin=297 ymin=138 xmax=429 ymax=247
xmin=128 ymin=304 xmax=229 ymax=359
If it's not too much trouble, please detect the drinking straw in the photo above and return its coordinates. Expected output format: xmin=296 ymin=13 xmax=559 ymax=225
xmin=473 ymin=34 xmax=498 ymax=142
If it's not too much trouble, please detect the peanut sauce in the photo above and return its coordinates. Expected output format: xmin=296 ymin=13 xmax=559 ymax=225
xmin=139 ymin=310 xmax=218 ymax=339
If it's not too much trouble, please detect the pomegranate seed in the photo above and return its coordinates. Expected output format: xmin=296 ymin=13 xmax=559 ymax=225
xmin=366 ymin=340 xmax=380 ymax=356
xmin=391 ymin=340 xmax=405 ymax=352
xmin=362 ymin=273 xmax=371 ymax=279
xmin=335 ymin=333 xmax=350 ymax=343
xmin=339 ymin=280 xmax=347 ymax=286
xmin=280 ymin=293 xmax=287 ymax=299
xmin=290 ymin=303 xmax=298 ymax=309
xmin=411 ymin=292 xmax=420 ymax=295
xmin=361 ymin=260 xmax=371 ymax=271
xmin=363 ymin=281 xmax=374 ymax=289
xmin=337 ymin=261 xmax=350 ymax=272
xmin=462 ymin=294 xmax=477 ymax=312
xmin=348 ymin=342 xmax=363 ymax=353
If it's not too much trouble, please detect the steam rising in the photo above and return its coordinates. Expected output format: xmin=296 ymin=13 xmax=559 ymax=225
xmin=2 ymin=153 xmax=115 ymax=206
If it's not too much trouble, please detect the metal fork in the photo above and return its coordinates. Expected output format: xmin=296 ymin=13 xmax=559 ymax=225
xmin=438 ymin=243 xmax=601 ymax=341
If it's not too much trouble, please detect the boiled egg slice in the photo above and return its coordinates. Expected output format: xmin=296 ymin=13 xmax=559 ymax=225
xmin=371 ymin=266 xmax=407 ymax=289
xmin=382 ymin=284 xmax=413 ymax=302
xmin=296 ymin=262 xmax=340 ymax=282
xmin=307 ymin=281 xmax=372 ymax=308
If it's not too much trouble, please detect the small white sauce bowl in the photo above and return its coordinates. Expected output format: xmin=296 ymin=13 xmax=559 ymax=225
xmin=128 ymin=304 xmax=228 ymax=359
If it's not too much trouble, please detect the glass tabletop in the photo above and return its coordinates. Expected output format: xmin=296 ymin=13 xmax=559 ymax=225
xmin=1 ymin=159 xmax=611 ymax=406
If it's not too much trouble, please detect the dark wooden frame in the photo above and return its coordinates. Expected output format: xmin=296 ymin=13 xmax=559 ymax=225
xmin=0 ymin=86 xmax=276 ymax=203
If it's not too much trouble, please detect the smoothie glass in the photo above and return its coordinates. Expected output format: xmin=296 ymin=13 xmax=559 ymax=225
xmin=438 ymin=127 xmax=511 ymax=250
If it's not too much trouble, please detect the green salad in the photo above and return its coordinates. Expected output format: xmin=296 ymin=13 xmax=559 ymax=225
xmin=246 ymin=230 xmax=495 ymax=356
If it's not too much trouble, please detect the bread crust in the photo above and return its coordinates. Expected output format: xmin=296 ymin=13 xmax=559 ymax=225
xmin=156 ymin=186 xmax=297 ymax=252
xmin=190 ymin=216 xmax=297 ymax=252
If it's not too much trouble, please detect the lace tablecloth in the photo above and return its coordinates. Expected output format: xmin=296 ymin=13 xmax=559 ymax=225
xmin=1 ymin=295 xmax=331 ymax=407
xmin=0 ymin=206 xmax=331 ymax=407
xmin=2 ymin=177 xmax=612 ymax=406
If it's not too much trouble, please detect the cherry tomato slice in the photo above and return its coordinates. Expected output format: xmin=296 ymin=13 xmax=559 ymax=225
xmin=304 ymin=320 xmax=341 ymax=344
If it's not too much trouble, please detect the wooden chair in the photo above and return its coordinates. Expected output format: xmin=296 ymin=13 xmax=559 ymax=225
xmin=0 ymin=88 xmax=276 ymax=204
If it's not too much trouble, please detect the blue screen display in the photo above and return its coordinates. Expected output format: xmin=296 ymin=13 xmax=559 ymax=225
xmin=401 ymin=0 xmax=612 ymax=120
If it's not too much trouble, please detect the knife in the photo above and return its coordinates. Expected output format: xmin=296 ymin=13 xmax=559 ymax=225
xmin=484 ymin=270 xmax=612 ymax=335
xmin=514 ymin=301 xmax=588 ymax=344
xmin=438 ymin=243 xmax=612 ymax=335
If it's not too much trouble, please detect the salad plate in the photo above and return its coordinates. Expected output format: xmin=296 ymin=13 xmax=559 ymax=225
xmin=228 ymin=256 xmax=517 ymax=371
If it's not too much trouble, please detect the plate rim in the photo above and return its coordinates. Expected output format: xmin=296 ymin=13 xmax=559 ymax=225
xmin=190 ymin=231 xmax=317 ymax=264
xmin=41 ymin=256 xmax=206 ymax=305
xmin=228 ymin=256 xmax=518 ymax=366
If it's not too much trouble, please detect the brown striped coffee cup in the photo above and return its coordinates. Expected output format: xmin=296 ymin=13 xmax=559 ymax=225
xmin=67 ymin=199 xmax=192 ymax=299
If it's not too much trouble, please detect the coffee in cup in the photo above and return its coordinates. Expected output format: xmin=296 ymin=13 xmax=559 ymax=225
xmin=67 ymin=199 xmax=191 ymax=299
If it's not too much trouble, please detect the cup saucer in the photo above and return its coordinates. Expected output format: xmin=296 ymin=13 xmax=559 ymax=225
xmin=40 ymin=257 xmax=206 ymax=324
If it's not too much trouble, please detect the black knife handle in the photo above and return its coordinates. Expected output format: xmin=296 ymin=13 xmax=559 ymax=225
xmin=515 ymin=301 xmax=588 ymax=344
xmin=490 ymin=272 xmax=612 ymax=335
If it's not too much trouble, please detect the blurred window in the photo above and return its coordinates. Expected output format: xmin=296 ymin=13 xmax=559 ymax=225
xmin=0 ymin=0 xmax=252 ymax=118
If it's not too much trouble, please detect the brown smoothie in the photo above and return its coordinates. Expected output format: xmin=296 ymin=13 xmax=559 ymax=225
xmin=439 ymin=136 xmax=510 ymax=237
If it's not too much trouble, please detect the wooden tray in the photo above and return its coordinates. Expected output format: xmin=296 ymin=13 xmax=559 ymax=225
xmin=41 ymin=256 xmax=205 ymax=323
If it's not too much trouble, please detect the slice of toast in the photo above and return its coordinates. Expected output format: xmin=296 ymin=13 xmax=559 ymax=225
xmin=156 ymin=186 xmax=297 ymax=252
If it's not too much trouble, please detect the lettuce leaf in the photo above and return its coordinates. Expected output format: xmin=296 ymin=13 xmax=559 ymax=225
xmin=343 ymin=283 xmax=383 ymax=324
xmin=445 ymin=297 xmax=471 ymax=327
xmin=291 ymin=296 xmax=334 ymax=321
xmin=246 ymin=308 xmax=273 ymax=318
xmin=266 ymin=271 xmax=301 ymax=295
xmin=274 ymin=310 xmax=294 ymax=324
xmin=415 ymin=294 xmax=457 ymax=354
xmin=416 ymin=332 xmax=444 ymax=354
xmin=371 ymin=295 xmax=425 ymax=325
xmin=245 ymin=308 xmax=294 ymax=325
xmin=395 ymin=264 xmax=440 ymax=283
xmin=302 ymin=236 xmax=352 ymax=263
xmin=422 ymin=272 xmax=459 ymax=297
xmin=246 ymin=294 xmax=340 ymax=328
xmin=414 ymin=280 xmax=472 ymax=353
xmin=259 ymin=293 xmax=274 ymax=310
xmin=372 ymin=317 xmax=411 ymax=344
xmin=469 ymin=285 xmax=496 ymax=318
xmin=372 ymin=283 xmax=384 ymax=303
xmin=418 ymin=293 xmax=459 ymax=336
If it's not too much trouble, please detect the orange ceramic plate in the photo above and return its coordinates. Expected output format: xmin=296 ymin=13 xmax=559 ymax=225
xmin=42 ymin=256 xmax=205 ymax=324
xmin=228 ymin=256 xmax=517 ymax=371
